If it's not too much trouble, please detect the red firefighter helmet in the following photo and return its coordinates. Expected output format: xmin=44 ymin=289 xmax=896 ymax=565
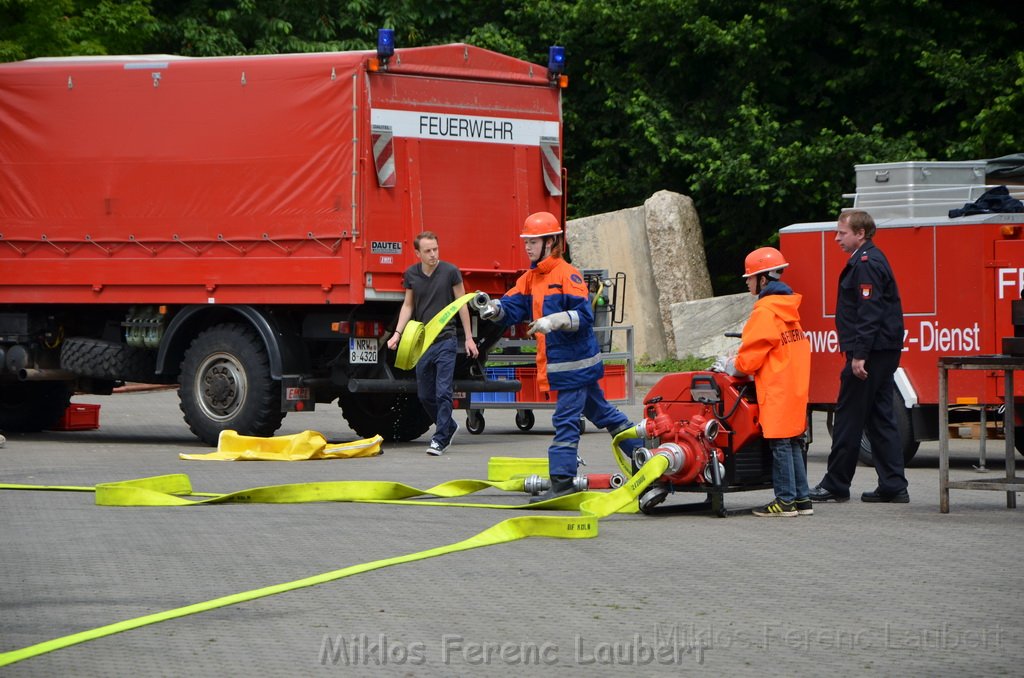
xmin=521 ymin=211 xmax=562 ymax=238
xmin=743 ymin=246 xmax=789 ymax=278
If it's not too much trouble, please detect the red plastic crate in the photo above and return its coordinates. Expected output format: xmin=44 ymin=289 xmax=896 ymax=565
xmin=514 ymin=367 xmax=557 ymax=403
xmin=50 ymin=403 xmax=100 ymax=431
xmin=514 ymin=367 xmax=538 ymax=402
xmin=515 ymin=365 xmax=626 ymax=403
xmin=599 ymin=364 xmax=627 ymax=400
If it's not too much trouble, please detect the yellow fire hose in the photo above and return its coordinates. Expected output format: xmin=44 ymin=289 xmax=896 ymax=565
xmin=395 ymin=292 xmax=477 ymax=370
xmin=0 ymin=291 xmax=653 ymax=667
xmin=0 ymin=451 xmax=666 ymax=668
xmin=612 ymin=424 xmax=645 ymax=477
xmin=178 ymin=429 xmax=383 ymax=461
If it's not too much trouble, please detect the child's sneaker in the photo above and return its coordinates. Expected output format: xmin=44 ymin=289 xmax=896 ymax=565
xmin=752 ymin=498 xmax=797 ymax=517
xmin=795 ymin=498 xmax=814 ymax=516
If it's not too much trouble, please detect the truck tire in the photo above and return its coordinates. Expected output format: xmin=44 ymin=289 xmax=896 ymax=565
xmin=178 ymin=323 xmax=284 ymax=446
xmin=338 ymin=391 xmax=431 ymax=442
xmin=0 ymin=381 xmax=73 ymax=432
xmin=60 ymin=337 xmax=156 ymax=383
xmin=849 ymin=389 xmax=919 ymax=466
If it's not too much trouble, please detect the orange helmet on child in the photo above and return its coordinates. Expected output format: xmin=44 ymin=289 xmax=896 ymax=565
xmin=521 ymin=211 xmax=562 ymax=238
xmin=743 ymin=247 xmax=789 ymax=278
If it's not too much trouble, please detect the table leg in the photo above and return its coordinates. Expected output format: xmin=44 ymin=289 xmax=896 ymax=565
xmin=939 ymin=365 xmax=950 ymax=513
xmin=1005 ymin=370 xmax=1017 ymax=509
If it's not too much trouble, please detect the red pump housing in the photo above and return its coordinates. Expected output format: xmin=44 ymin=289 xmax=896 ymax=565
xmin=636 ymin=371 xmax=774 ymax=514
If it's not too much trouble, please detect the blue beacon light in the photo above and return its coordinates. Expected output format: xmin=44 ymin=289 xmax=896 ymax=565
xmin=548 ymin=46 xmax=566 ymax=76
xmin=377 ymin=29 xmax=395 ymax=62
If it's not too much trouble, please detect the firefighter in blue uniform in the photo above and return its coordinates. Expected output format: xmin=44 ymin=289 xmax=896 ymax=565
xmin=810 ymin=209 xmax=911 ymax=503
xmin=478 ymin=212 xmax=638 ymax=502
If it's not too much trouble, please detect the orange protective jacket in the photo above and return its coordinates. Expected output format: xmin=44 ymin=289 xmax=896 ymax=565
xmin=734 ymin=288 xmax=811 ymax=439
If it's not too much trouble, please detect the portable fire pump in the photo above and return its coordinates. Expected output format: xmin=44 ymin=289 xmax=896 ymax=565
xmin=627 ymin=369 xmax=778 ymax=516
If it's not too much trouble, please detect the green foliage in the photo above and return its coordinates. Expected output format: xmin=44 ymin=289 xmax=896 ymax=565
xmin=3 ymin=0 xmax=1022 ymax=295
xmin=0 ymin=0 xmax=157 ymax=60
xmin=636 ymin=355 xmax=715 ymax=373
xmin=533 ymin=0 xmax=1024 ymax=292
xmin=147 ymin=0 xmax=492 ymax=55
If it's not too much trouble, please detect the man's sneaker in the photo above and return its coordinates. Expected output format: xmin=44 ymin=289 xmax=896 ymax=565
xmin=426 ymin=422 xmax=459 ymax=456
xmin=752 ymin=498 xmax=797 ymax=517
xmin=795 ymin=498 xmax=814 ymax=516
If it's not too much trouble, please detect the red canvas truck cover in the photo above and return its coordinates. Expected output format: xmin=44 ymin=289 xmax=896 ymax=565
xmin=0 ymin=45 xmax=563 ymax=305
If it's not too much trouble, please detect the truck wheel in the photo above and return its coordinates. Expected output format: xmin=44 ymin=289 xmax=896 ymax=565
xmin=178 ymin=324 xmax=283 ymax=446
xmin=338 ymin=391 xmax=431 ymax=442
xmin=833 ymin=389 xmax=918 ymax=466
xmin=0 ymin=381 xmax=73 ymax=432
xmin=60 ymin=337 xmax=156 ymax=383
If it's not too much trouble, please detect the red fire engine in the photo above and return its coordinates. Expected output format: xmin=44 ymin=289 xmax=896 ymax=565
xmin=0 ymin=40 xmax=567 ymax=445
xmin=779 ymin=160 xmax=1024 ymax=462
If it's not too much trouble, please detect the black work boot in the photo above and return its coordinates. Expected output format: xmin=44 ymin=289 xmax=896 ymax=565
xmin=529 ymin=475 xmax=577 ymax=504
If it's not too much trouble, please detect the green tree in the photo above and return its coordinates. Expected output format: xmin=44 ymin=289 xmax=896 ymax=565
xmin=4 ymin=0 xmax=1022 ymax=291
xmin=147 ymin=0 xmax=495 ymax=55
xmin=0 ymin=0 xmax=157 ymax=61
xmin=504 ymin=0 xmax=1024 ymax=290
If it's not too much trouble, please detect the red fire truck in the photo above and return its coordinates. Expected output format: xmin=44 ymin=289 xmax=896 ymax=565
xmin=779 ymin=160 xmax=1024 ymax=462
xmin=0 ymin=42 xmax=567 ymax=445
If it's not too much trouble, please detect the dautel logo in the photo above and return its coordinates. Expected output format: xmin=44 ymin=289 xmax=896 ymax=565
xmin=371 ymin=241 xmax=402 ymax=255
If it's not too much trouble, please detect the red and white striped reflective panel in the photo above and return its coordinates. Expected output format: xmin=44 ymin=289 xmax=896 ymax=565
xmin=540 ymin=136 xmax=562 ymax=196
xmin=372 ymin=125 xmax=396 ymax=188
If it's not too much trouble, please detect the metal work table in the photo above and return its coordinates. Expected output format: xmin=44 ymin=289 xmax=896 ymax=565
xmin=938 ymin=355 xmax=1024 ymax=512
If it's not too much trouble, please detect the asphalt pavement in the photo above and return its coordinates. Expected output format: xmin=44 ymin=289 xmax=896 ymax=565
xmin=1 ymin=384 xmax=1021 ymax=677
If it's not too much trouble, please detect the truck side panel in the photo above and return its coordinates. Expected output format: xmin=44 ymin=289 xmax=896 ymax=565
xmin=781 ymin=217 xmax=1024 ymax=408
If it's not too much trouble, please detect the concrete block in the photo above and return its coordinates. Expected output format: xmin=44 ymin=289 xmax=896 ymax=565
xmin=672 ymin=292 xmax=754 ymax=358
xmin=567 ymin=190 xmax=713 ymax=361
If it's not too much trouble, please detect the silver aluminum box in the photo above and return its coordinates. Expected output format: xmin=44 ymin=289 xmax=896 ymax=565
xmin=849 ymin=160 xmax=991 ymax=218
xmin=855 ymin=160 xmax=986 ymax=193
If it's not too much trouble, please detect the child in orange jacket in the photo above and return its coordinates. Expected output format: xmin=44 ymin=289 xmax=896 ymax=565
xmin=732 ymin=247 xmax=812 ymax=517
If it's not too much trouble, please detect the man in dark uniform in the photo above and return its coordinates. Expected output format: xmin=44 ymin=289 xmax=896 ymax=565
xmin=809 ymin=210 xmax=910 ymax=503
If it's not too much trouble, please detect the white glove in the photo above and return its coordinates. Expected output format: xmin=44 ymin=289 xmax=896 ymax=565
xmin=527 ymin=311 xmax=574 ymax=336
xmin=710 ymin=355 xmax=742 ymax=375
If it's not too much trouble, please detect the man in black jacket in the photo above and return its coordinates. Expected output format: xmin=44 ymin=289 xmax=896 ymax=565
xmin=810 ymin=210 xmax=911 ymax=503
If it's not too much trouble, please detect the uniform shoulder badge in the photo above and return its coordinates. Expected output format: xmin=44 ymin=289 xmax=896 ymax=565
xmin=860 ymin=284 xmax=873 ymax=299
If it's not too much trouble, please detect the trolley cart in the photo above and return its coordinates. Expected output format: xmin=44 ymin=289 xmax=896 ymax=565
xmin=461 ymin=324 xmax=635 ymax=434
